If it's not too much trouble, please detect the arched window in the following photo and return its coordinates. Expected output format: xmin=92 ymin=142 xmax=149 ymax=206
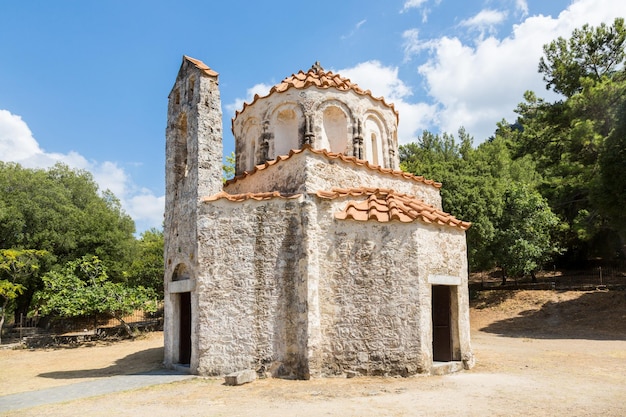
xmin=242 ymin=119 xmax=260 ymax=172
xmin=273 ymin=107 xmax=300 ymax=157
xmin=371 ymin=133 xmax=379 ymax=166
xmin=322 ymin=106 xmax=348 ymax=153
xmin=172 ymin=263 xmax=190 ymax=281
xmin=364 ymin=116 xmax=384 ymax=167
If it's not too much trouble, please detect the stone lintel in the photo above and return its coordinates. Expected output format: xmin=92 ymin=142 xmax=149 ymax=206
xmin=169 ymin=279 xmax=195 ymax=294
xmin=428 ymin=275 xmax=461 ymax=286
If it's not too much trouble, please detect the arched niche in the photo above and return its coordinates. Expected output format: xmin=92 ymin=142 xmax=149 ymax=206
xmin=172 ymin=263 xmax=191 ymax=281
xmin=317 ymin=100 xmax=352 ymax=154
xmin=364 ymin=113 xmax=386 ymax=167
xmin=271 ymin=103 xmax=302 ymax=158
xmin=174 ymin=113 xmax=189 ymax=185
xmin=241 ymin=118 xmax=261 ymax=172
xmin=322 ymin=106 xmax=349 ymax=154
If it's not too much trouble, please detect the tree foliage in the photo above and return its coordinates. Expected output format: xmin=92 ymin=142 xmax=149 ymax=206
xmin=492 ymin=185 xmax=562 ymax=280
xmin=514 ymin=19 xmax=626 ymax=261
xmin=0 ymin=163 xmax=137 ymax=319
xmin=223 ymin=151 xmax=236 ymax=182
xmin=0 ymin=249 xmax=48 ymax=342
xmin=539 ymin=18 xmax=626 ymax=97
xmin=400 ymin=128 xmax=560 ymax=275
xmin=35 ymin=256 xmax=157 ymax=337
xmin=125 ymin=228 xmax=164 ymax=296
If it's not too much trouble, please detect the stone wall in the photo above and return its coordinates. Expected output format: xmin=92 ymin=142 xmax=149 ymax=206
xmin=163 ymin=57 xmax=223 ymax=370
xmin=313 ymin=197 xmax=429 ymax=376
xmin=195 ymin=196 xmax=311 ymax=378
xmin=224 ymin=150 xmax=443 ymax=209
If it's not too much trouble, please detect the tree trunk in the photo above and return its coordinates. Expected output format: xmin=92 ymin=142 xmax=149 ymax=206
xmin=500 ymin=268 xmax=507 ymax=285
xmin=531 ymin=270 xmax=538 ymax=283
xmin=618 ymin=230 xmax=626 ymax=259
xmin=116 ymin=315 xmax=134 ymax=338
xmin=13 ymin=290 xmax=34 ymax=324
xmin=0 ymin=298 xmax=7 ymax=344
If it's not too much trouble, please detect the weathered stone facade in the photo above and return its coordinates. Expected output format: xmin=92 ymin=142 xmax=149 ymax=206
xmin=163 ymin=56 xmax=474 ymax=379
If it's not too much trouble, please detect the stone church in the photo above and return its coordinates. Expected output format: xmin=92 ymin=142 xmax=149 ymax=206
xmin=163 ymin=56 xmax=474 ymax=379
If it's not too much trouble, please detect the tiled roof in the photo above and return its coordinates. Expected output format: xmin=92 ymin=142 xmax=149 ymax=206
xmin=183 ymin=55 xmax=218 ymax=77
xmin=317 ymin=187 xmax=471 ymax=230
xmin=234 ymin=62 xmax=398 ymax=120
xmin=224 ymin=144 xmax=442 ymax=189
xmin=202 ymin=190 xmax=301 ymax=202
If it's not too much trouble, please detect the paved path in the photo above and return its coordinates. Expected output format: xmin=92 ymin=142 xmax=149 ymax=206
xmin=0 ymin=369 xmax=194 ymax=413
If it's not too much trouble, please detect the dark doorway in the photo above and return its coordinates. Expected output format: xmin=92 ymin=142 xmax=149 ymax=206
xmin=179 ymin=292 xmax=192 ymax=365
xmin=432 ymin=285 xmax=452 ymax=362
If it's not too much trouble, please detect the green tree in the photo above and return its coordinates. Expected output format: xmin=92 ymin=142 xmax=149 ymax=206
xmin=597 ymin=96 xmax=626 ymax=257
xmin=513 ymin=20 xmax=626 ymax=262
xmin=223 ymin=151 xmax=236 ymax=182
xmin=36 ymin=256 xmax=157 ymax=337
xmin=539 ymin=17 xmax=626 ymax=97
xmin=0 ymin=163 xmax=136 ymax=318
xmin=0 ymin=249 xmax=48 ymax=343
xmin=0 ymin=280 xmax=23 ymax=343
xmin=125 ymin=228 xmax=164 ymax=296
xmin=492 ymin=184 xmax=563 ymax=283
xmin=400 ymin=128 xmax=555 ymax=273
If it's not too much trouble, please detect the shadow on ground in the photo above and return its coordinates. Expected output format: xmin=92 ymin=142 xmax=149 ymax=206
xmin=479 ymin=291 xmax=626 ymax=340
xmin=38 ymin=347 xmax=164 ymax=379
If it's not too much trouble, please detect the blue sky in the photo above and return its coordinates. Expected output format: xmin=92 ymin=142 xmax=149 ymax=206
xmin=1 ymin=0 xmax=624 ymax=233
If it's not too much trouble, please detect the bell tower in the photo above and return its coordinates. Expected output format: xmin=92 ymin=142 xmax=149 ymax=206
xmin=163 ymin=56 xmax=223 ymax=370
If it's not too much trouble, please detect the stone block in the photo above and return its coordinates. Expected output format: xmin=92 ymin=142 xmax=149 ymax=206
xmin=225 ymin=369 xmax=257 ymax=386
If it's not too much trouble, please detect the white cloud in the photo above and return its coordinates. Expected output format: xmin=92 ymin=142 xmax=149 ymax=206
xmin=341 ymin=19 xmax=368 ymax=40
xmin=515 ymin=0 xmax=529 ymax=17
xmin=401 ymin=0 xmax=428 ymax=13
xmin=338 ymin=60 xmax=437 ymax=144
xmin=126 ymin=192 xmax=165 ymax=233
xmin=459 ymin=9 xmax=508 ymax=38
xmin=225 ymin=83 xmax=273 ymax=117
xmin=411 ymin=0 xmax=626 ymax=142
xmin=0 ymin=109 xmax=163 ymax=232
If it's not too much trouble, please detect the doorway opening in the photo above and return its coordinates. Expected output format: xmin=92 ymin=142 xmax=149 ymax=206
xmin=178 ymin=292 xmax=191 ymax=365
xmin=432 ymin=285 xmax=452 ymax=362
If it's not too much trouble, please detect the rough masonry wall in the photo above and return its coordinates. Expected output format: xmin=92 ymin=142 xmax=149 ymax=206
xmin=194 ymin=197 xmax=310 ymax=378
xmin=224 ymin=151 xmax=442 ymax=210
xmin=303 ymin=153 xmax=442 ymax=209
xmin=313 ymin=197 xmax=431 ymax=376
xmin=415 ymin=225 xmax=472 ymax=364
xmin=224 ymin=152 xmax=309 ymax=196
xmin=163 ymin=59 xmax=223 ymax=369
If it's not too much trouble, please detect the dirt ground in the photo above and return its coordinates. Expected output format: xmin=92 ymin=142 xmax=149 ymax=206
xmin=2 ymin=290 xmax=625 ymax=416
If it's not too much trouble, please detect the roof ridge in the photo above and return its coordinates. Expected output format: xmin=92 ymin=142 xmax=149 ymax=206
xmin=202 ymin=190 xmax=301 ymax=202
xmin=224 ymin=145 xmax=442 ymax=189
xmin=232 ymin=65 xmax=398 ymax=125
xmin=182 ymin=55 xmax=219 ymax=77
xmin=317 ymin=187 xmax=471 ymax=230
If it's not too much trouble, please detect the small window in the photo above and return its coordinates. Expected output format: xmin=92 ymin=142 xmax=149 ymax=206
xmin=371 ymin=133 xmax=379 ymax=166
xmin=188 ymin=78 xmax=195 ymax=98
xmin=172 ymin=263 xmax=190 ymax=281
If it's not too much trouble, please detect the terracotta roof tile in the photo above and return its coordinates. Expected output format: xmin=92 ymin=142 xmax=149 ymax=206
xmin=224 ymin=144 xmax=442 ymax=189
xmin=234 ymin=62 xmax=398 ymax=121
xmin=202 ymin=190 xmax=301 ymax=202
xmin=317 ymin=187 xmax=471 ymax=230
xmin=183 ymin=55 xmax=219 ymax=77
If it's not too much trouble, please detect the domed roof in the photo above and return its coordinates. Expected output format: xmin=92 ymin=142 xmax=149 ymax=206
xmin=234 ymin=62 xmax=398 ymax=120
